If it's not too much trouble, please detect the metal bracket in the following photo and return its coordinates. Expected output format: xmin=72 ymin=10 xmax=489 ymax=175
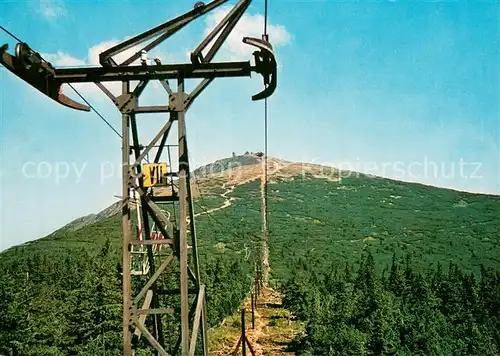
xmin=169 ymin=92 xmax=188 ymax=112
xmin=243 ymin=37 xmax=277 ymax=101
xmin=0 ymin=43 xmax=90 ymax=111
xmin=116 ymin=93 xmax=138 ymax=113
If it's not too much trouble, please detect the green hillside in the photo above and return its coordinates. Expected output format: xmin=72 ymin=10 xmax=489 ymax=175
xmin=1 ymin=159 xmax=499 ymax=355
xmin=266 ymin=173 xmax=500 ymax=278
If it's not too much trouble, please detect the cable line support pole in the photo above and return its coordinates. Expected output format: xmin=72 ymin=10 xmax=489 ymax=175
xmin=0 ymin=0 xmax=277 ymax=355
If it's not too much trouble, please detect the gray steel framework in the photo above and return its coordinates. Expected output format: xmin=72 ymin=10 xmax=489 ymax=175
xmin=0 ymin=1 xmax=277 ymax=355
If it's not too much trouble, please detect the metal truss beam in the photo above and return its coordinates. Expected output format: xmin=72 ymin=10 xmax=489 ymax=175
xmin=99 ymin=0 xmax=232 ymax=66
xmin=121 ymin=81 xmax=205 ymax=356
xmin=53 ymin=61 xmax=252 ymax=83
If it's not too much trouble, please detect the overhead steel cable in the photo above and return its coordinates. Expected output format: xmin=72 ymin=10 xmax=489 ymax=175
xmin=264 ymin=0 xmax=268 ymax=36
xmin=261 ymin=0 xmax=270 ymax=284
xmin=67 ymin=83 xmax=122 ymax=138
xmin=0 ymin=25 xmax=22 ymax=43
xmin=263 ymin=0 xmax=269 ymax=222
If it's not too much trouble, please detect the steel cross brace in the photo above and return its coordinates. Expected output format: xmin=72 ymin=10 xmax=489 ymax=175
xmin=0 ymin=0 xmax=276 ymax=111
xmin=120 ymin=78 xmax=209 ymax=356
xmin=0 ymin=1 xmax=278 ymax=355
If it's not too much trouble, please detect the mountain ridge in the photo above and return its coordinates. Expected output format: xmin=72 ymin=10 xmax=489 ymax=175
xmin=45 ymin=153 xmax=498 ymax=238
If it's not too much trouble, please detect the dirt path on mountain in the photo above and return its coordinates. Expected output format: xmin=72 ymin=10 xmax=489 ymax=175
xmin=194 ymin=167 xmax=270 ymax=218
xmin=209 ymin=286 xmax=302 ymax=355
xmin=193 ymin=159 xmax=304 ymax=219
xmin=193 ymin=183 xmax=236 ymax=218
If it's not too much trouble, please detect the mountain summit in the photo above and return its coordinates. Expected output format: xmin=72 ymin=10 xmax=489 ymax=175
xmin=1 ymin=153 xmax=499 ymax=354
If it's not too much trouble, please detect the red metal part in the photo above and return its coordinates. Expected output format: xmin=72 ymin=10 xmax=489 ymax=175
xmin=137 ymin=226 xmax=163 ymax=240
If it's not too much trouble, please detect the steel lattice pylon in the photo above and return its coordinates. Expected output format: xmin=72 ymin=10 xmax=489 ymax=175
xmin=0 ymin=1 xmax=277 ymax=354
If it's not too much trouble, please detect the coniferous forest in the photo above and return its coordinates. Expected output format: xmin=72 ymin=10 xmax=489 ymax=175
xmin=1 ymin=167 xmax=499 ymax=355
xmin=282 ymin=253 xmax=500 ymax=355
xmin=0 ymin=239 xmax=254 ymax=355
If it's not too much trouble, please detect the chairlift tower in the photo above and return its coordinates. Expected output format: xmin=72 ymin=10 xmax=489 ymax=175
xmin=0 ymin=0 xmax=277 ymax=355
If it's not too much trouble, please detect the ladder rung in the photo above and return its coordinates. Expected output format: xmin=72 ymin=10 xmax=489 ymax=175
xmin=152 ymin=195 xmax=179 ymax=202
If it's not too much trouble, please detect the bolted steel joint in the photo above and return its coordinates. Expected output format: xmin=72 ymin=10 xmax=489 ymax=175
xmin=169 ymin=93 xmax=187 ymax=112
xmin=116 ymin=94 xmax=138 ymax=113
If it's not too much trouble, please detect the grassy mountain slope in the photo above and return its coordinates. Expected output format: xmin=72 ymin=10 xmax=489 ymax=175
xmin=192 ymin=156 xmax=499 ymax=279
xmin=266 ymin=171 xmax=500 ymax=278
xmin=1 ymin=154 xmax=499 ymax=354
xmin=42 ymin=154 xmax=262 ymax=237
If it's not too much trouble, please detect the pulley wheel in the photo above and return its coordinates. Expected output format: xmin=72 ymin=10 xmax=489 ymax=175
xmin=15 ymin=42 xmax=32 ymax=68
xmin=194 ymin=2 xmax=205 ymax=9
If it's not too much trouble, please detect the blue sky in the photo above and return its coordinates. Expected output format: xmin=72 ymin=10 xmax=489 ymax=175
xmin=0 ymin=0 xmax=499 ymax=250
